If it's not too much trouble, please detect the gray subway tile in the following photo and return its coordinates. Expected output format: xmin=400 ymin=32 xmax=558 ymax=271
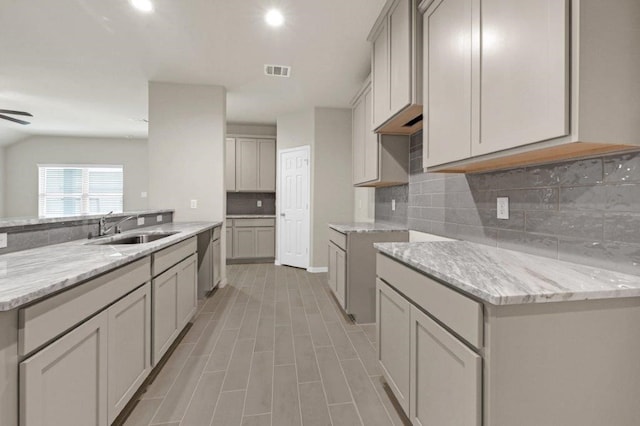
xmin=525 ymin=211 xmax=604 ymax=240
xmin=497 ymin=230 xmax=559 ymax=258
xmin=604 ymin=213 xmax=640 ymax=244
xmin=604 ymin=151 xmax=640 ymax=183
xmin=558 ymin=239 xmax=640 ymax=276
xmin=559 ymin=185 xmax=606 ymax=211
xmin=605 ymin=184 xmax=640 ymax=212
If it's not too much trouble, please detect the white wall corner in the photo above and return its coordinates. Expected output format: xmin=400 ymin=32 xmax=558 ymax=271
xmin=307 ymin=266 xmax=328 ymax=273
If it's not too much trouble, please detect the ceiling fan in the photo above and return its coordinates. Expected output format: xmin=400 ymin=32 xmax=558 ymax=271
xmin=0 ymin=109 xmax=33 ymax=125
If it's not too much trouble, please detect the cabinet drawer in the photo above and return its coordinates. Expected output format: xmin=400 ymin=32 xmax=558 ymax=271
xmin=234 ymin=218 xmax=275 ymax=227
xmin=19 ymin=257 xmax=151 ymax=357
xmin=153 ymin=237 xmax=197 ymax=276
xmin=212 ymin=226 xmax=221 ymax=241
xmin=329 ymin=228 xmax=347 ymax=250
xmin=376 ymin=253 xmax=483 ymax=349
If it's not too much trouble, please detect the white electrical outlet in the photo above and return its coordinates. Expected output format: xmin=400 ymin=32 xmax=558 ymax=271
xmin=497 ymin=197 xmax=510 ymax=220
xmin=0 ymin=233 xmax=6 ymax=249
xmin=137 ymin=217 xmax=145 ymax=226
xmin=392 ymin=199 xmax=396 ymax=211
xmin=141 ymin=191 xmax=148 ymax=198
xmin=157 ymin=215 xmax=163 ymax=222
xmin=257 ymin=200 xmax=262 ymax=207
xmin=190 ymin=199 xmax=198 ymax=209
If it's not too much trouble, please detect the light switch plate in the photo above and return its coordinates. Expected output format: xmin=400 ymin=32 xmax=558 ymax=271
xmin=0 ymin=233 xmax=6 ymax=249
xmin=257 ymin=200 xmax=262 ymax=207
xmin=141 ymin=191 xmax=148 ymax=198
xmin=190 ymin=199 xmax=198 ymax=209
xmin=137 ymin=217 xmax=145 ymax=226
xmin=157 ymin=215 xmax=163 ymax=222
xmin=392 ymin=199 xmax=396 ymax=211
xmin=497 ymin=197 xmax=510 ymax=220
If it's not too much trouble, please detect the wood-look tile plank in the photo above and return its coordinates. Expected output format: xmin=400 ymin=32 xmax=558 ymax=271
xmin=204 ymin=328 xmax=238 ymax=372
xmin=211 ymin=390 xmax=245 ymax=426
xmin=348 ymin=330 xmax=380 ymax=376
xmin=142 ymin=343 xmax=194 ymax=399
xmin=274 ymin=325 xmax=295 ymax=366
xmin=291 ymin=307 xmax=310 ymax=336
xmin=181 ymin=371 xmax=225 ymax=426
xmin=315 ymin=346 xmax=352 ymax=405
xmin=325 ymin=321 xmax=358 ymax=361
xmin=340 ymin=359 xmax=393 ymax=426
xmin=241 ymin=413 xmax=272 ymax=426
xmin=150 ymin=356 xmax=208 ymax=424
xmin=122 ymin=398 xmax=162 ymax=426
xmin=191 ymin=320 xmax=224 ymax=356
xmin=307 ymin=312 xmax=332 ymax=347
xmin=329 ymin=403 xmax=364 ymax=426
xmin=370 ymin=375 xmax=411 ymax=426
xmin=299 ymin=381 xmax=332 ymax=426
xmin=361 ymin=324 xmax=378 ymax=344
xmin=244 ymin=351 xmax=274 ymax=416
xmin=222 ymin=338 xmax=255 ymax=391
xmin=238 ymin=308 xmax=261 ymax=340
xmin=272 ymin=364 xmax=302 ymax=426
xmin=293 ymin=334 xmax=320 ymax=383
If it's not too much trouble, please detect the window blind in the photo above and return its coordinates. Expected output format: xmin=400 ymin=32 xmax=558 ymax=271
xmin=38 ymin=165 xmax=124 ymax=217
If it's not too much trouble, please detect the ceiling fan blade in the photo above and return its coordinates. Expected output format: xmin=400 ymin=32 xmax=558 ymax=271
xmin=0 ymin=114 xmax=31 ymax=125
xmin=0 ymin=109 xmax=33 ymax=117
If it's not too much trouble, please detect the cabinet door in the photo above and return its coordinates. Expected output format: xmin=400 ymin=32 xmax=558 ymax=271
xmin=389 ymin=0 xmax=412 ymax=115
xmin=225 ymin=138 xmax=236 ymax=191
xmin=20 ymin=312 xmax=108 ymax=426
xmin=335 ymin=246 xmax=346 ymax=309
xmin=372 ymin=20 xmax=390 ymax=129
xmin=257 ymin=139 xmax=276 ymax=191
xmin=424 ymin=0 xmax=473 ymax=167
xmin=236 ymin=138 xmax=258 ymax=191
xmin=177 ymin=254 xmax=198 ymax=330
xmin=476 ymin=0 xmax=569 ymax=155
xmin=226 ymin=227 xmax=233 ymax=259
xmin=212 ymin=238 xmax=221 ymax=286
xmin=363 ymin=89 xmax=380 ymax=182
xmin=328 ymin=244 xmax=337 ymax=293
xmin=234 ymin=227 xmax=256 ymax=258
xmin=376 ymin=279 xmax=411 ymax=415
xmin=152 ymin=267 xmax=179 ymax=364
xmin=107 ymin=284 xmax=151 ymax=424
xmin=353 ymin=93 xmax=366 ymax=184
xmin=255 ymin=226 xmax=275 ymax=258
xmin=410 ymin=305 xmax=481 ymax=426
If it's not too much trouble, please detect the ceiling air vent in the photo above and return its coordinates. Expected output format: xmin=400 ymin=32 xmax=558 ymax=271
xmin=265 ymin=64 xmax=291 ymax=78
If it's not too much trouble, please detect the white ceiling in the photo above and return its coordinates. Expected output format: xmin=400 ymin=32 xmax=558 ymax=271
xmin=0 ymin=0 xmax=385 ymax=146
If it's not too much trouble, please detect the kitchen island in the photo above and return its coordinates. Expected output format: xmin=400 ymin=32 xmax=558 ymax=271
xmin=375 ymin=240 xmax=640 ymax=426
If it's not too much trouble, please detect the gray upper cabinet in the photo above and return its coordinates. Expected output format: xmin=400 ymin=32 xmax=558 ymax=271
xmin=369 ymin=0 xmax=423 ymax=135
xmin=421 ymin=0 xmax=640 ymax=173
xmin=352 ymin=79 xmax=410 ymax=188
xmin=227 ymin=137 xmax=276 ymax=192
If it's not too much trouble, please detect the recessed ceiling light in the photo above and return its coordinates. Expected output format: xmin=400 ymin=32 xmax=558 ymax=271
xmin=265 ymin=9 xmax=284 ymax=27
xmin=130 ymin=0 xmax=154 ymax=13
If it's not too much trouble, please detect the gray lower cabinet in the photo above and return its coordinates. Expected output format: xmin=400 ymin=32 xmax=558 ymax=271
xmin=376 ymin=279 xmax=410 ymax=415
xmin=327 ymin=227 xmax=409 ymax=323
xmin=152 ymin=253 xmax=197 ymax=364
xmin=107 ymin=284 xmax=152 ymax=424
xmin=228 ymin=218 xmax=276 ymax=260
xmin=409 ymin=304 xmax=481 ymax=426
xmin=20 ymin=311 xmax=109 ymax=426
xmin=197 ymin=226 xmax=222 ymax=297
xmin=226 ymin=225 xmax=233 ymax=259
xmin=212 ymin=237 xmax=221 ymax=286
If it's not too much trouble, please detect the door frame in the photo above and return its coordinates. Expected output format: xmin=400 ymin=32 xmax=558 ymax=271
xmin=276 ymin=145 xmax=311 ymax=269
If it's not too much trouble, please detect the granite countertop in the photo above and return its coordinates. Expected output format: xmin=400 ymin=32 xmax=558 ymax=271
xmin=227 ymin=214 xmax=276 ymax=219
xmin=329 ymin=222 xmax=409 ymax=234
xmin=0 ymin=221 xmax=221 ymax=311
xmin=375 ymin=241 xmax=640 ymax=305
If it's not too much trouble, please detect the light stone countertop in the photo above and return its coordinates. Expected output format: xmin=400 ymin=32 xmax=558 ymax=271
xmin=329 ymin=222 xmax=409 ymax=234
xmin=226 ymin=215 xmax=276 ymax=219
xmin=375 ymin=241 xmax=640 ymax=305
xmin=0 ymin=221 xmax=222 ymax=311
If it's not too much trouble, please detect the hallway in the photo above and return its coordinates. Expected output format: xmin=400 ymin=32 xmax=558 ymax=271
xmin=123 ymin=263 xmax=409 ymax=426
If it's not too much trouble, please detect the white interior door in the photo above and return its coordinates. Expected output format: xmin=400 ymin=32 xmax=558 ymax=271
xmin=278 ymin=146 xmax=310 ymax=269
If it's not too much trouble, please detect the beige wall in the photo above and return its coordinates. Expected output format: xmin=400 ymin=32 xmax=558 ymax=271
xmin=312 ymin=107 xmax=354 ymax=268
xmin=227 ymin=123 xmax=277 ymax=137
xmin=148 ymin=82 xmax=227 ymax=282
xmin=276 ymin=107 xmax=354 ymax=270
xmin=4 ymin=136 xmax=148 ymax=218
xmin=354 ymin=188 xmax=375 ymax=223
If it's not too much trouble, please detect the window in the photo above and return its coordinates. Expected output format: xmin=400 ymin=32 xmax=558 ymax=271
xmin=38 ymin=165 xmax=124 ymax=217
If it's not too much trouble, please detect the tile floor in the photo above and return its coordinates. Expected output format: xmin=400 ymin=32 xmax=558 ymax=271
xmin=122 ymin=263 xmax=410 ymax=426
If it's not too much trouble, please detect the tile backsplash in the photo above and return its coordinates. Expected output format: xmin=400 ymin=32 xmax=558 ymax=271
xmin=227 ymin=192 xmax=276 ymax=216
xmin=376 ymin=132 xmax=640 ymax=275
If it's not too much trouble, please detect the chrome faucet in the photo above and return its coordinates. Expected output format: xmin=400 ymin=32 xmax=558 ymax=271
xmin=98 ymin=213 xmax=138 ymax=237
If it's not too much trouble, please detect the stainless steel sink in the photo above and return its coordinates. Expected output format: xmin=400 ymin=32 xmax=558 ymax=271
xmin=93 ymin=232 xmax=178 ymax=245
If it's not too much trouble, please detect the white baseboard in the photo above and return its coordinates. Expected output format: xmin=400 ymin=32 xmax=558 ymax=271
xmin=307 ymin=266 xmax=328 ymax=273
xmin=218 ymin=278 xmax=228 ymax=288
xmin=274 ymin=260 xmax=282 ymax=266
